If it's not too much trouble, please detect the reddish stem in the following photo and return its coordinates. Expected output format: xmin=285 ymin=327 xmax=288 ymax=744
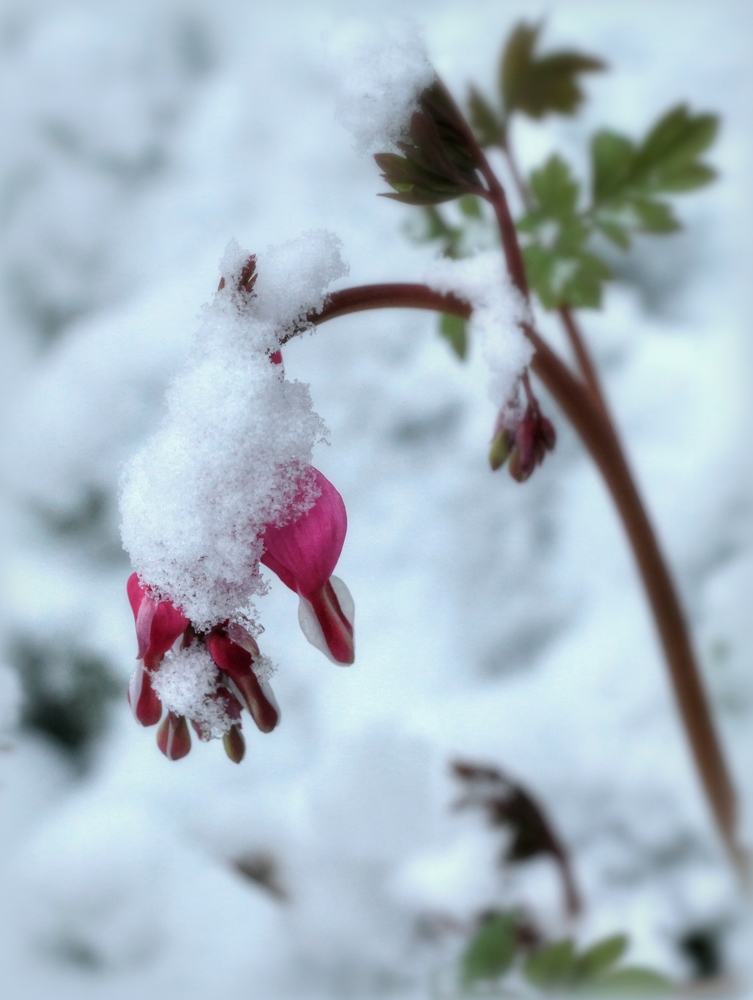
xmin=310 ymin=282 xmax=745 ymax=877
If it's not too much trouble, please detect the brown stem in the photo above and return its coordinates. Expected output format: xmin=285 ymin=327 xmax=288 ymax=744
xmin=310 ymin=283 xmax=745 ymax=877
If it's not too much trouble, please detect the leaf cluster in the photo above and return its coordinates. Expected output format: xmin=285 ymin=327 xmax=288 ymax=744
xmin=590 ymin=104 xmax=718 ymax=249
xmin=516 ymin=104 xmax=717 ymax=308
xmin=467 ymin=22 xmax=605 ymax=148
xmin=462 ymin=922 xmax=672 ymax=996
xmin=375 ymin=82 xmax=482 ymax=205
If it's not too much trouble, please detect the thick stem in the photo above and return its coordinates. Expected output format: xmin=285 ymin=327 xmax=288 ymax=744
xmin=311 ymin=283 xmax=745 ymax=877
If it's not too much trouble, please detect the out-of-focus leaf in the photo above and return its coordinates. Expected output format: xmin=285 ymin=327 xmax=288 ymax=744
xmin=576 ymin=935 xmax=628 ymax=980
xmin=591 ymin=130 xmax=635 ymax=202
xmin=523 ymin=939 xmax=577 ymax=989
xmin=500 ymin=21 xmax=605 ymax=120
xmin=593 ymin=967 xmax=673 ymax=995
xmin=631 ymin=197 xmax=680 ymax=233
xmin=439 ymin=313 xmax=467 ymax=358
xmin=594 ymin=217 xmax=631 ymax=249
xmin=529 ymin=154 xmax=579 ymax=217
xmin=522 ymin=245 xmax=610 ymax=309
xmin=467 ymin=85 xmax=506 ymax=147
xmin=461 ymin=913 xmax=517 ymax=985
xmin=633 ymin=105 xmax=718 ymax=183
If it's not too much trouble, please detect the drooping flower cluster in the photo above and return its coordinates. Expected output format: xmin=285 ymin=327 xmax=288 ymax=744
xmin=120 ymin=235 xmax=354 ymax=761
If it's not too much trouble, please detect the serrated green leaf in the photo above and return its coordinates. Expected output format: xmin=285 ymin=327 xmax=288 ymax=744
xmin=522 ymin=245 xmax=610 ymax=310
xmin=461 ymin=913 xmax=517 ymax=985
xmin=591 ymin=130 xmax=635 ymax=203
xmin=439 ymin=313 xmax=467 ymax=359
xmin=500 ymin=21 xmax=605 ymax=119
xmin=593 ymin=967 xmax=672 ymax=995
xmin=651 ymin=161 xmax=716 ymax=191
xmin=635 ymin=105 xmax=718 ymax=177
xmin=576 ymin=936 xmax=629 ymax=980
xmin=594 ymin=217 xmax=631 ymax=249
xmin=523 ymin=939 xmax=578 ymax=988
xmin=529 ymin=155 xmax=580 ymax=216
xmin=631 ymin=198 xmax=680 ymax=233
xmin=468 ymin=85 xmax=506 ymax=147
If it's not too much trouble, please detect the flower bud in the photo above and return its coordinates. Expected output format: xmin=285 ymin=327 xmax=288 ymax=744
xmin=157 ymin=712 xmax=191 ymax=761
xmin=223 ymin=725 xmax=246 ymax=763
xmin=127 ymin=662 xmax=162 ymax=727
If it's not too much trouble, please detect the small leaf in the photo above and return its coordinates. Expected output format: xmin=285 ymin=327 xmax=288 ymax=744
xmin=500 ymin=21 xmax=605 ymax=119
xmin=576 ymin=935 xmax=629 ymax=980
xmin=529 ymin=155 xmax=580 ymax=216
xmin=523 ymin=939 xmax=577 ymax=989
xmin=468 ymin=85 xmax=506 ymax=147
xmin=591 ymin=130 xmax=635 ymax=203
xmin=652 ymin=161 xmax=716 ymax=192
xmin=594 ymin=217 xmax=631 ymax=249
xmin=631 ymin=198 xmax=680 ymax=233
xmin=635 ymin=105 xmax=718 ymax=178
xmin=461 ymin=913 xmax=517 ymax=985
xmin=439 ymin=313 xmax=467 ymax=359
xmin=594 ymin=966 xmax=673 ymax=995
xmin=522 ymin=245 xmax=610 ymax=310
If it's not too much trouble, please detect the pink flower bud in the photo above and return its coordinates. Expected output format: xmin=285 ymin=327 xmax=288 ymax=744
xmin=207 ymin=632 xmax=280 ymax=734
xmin=127 ymin=662 xmax=163 ymax=727
xmin=127 ymin=573 xmax=190 ymax=671
xmin=261 ymin=469 xmax=355 ymax=665
xmin=157 ymin=712 xmax=191 ymax=760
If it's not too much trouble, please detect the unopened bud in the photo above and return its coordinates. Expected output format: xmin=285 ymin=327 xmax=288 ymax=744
xmin=157 ymin=712 xmax=191 ymax=761
xmin=223 ymin=725 xmax=246 ymax=763
xmin=128 ymin=663 xmax=162 ymax=727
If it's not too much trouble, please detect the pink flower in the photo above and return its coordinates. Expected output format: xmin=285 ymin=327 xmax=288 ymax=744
xmin=125 ymin=468 xmax=354 ymax=762
xmin=261 ymin=468 xmax=355 ymax=665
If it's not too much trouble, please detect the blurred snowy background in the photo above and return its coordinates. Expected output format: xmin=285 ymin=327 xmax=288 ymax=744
xmin=0 ymin=0 xmax=751 ymax=997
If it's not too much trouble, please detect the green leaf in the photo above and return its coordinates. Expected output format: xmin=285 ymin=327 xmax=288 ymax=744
xmin=594 ymin=967 xmax=673 ymax=995
xmin=594 ymin=217 xmax=631 ymax=249
xmin=651 ymin=161 xmax=716 ymax=192
xmin=576 ymin=935 xmax=628 ymax=980
xmin=631 ymin=197 xmax=680 ymax=233
xmin=529 ymin=154 xmax=580 ymax=216
xmin=591 ymin=130 xmax=635 ymax=203
xmin=634 ymin=105 xmax=718 ymax=180
xmin=461 ymin=913 xmax=517 ymax=985
xmin=523 ymin=939 xmax=578 ymax=989
xmin=500 ymin=21 xmax=605 ymax=119
xmin=522 ymin=245 xmax=610 ymax=309
xmin=468 ymin=85 xmax=506 ymax=147
xmin=439 ymin=313 xmax=467 ymax=359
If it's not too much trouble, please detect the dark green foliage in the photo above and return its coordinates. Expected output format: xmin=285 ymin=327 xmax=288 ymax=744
xmin=375 ymin=81 xmax=482 ymax=205
xmin=461 ymin=912 xmax=517 ymax=984
xmin=439 ymin=313 xmax=467 ymax=359
xmin=517 ymin=155 xmax=611 ymax=308
xmin=522 ymin=936 xmax=672 ymax=994
xmin=12 ymin=638 xmax=121 ymax=757
xmin=590 ymin=105 xmax=718 ymax=248
xmin=501 ymin=22 xmax=605 ymax=120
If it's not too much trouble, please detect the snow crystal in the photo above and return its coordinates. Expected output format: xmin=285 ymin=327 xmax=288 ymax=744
xmin=151 ymin=644 xmax=232 ymax=739
xmin=119 ymin=233 xmax=349 ymax=630
xmin=332 ymin=21 xmax=434 ymax=154
xmin=424 ymin=253 xmax=533 ymax=407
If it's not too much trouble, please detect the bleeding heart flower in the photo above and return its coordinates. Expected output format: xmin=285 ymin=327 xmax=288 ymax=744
xmin=261 ymin=468 xmax=355 ymax=665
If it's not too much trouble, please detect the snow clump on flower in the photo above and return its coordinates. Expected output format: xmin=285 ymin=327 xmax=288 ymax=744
xmin=333 ymin=20 xmax=434 ymax=154
xmin=119 ymin=231 xmax=349 ymax=631
xmin=424 ymin=252 xmax=533 ymax=407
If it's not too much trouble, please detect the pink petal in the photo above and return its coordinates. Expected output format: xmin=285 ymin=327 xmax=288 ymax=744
xmin=261 ymin=469 xmax=347 ymax=599
xmin=127 ymin=662 xmax=163 ymax=727
xmin=298 ymin=576 xmax=354 ymax=665
xmin=207 ymin=633 xmax=280 ymax=733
